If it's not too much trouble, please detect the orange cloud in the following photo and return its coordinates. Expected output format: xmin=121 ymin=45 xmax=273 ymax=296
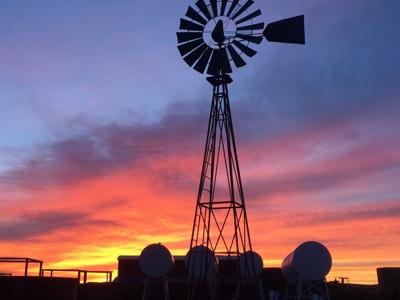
xmin=1 ymin=106 xmax=399 ymax=284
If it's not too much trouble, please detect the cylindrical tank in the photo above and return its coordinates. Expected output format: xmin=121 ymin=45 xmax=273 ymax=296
xmin=185 ymin=245 xmax=219 ymax=278
xmin=139 ymin=243 xmax=175 ymax=279
xmin=281 ymin=241 xmax=332 ymax=282
xmin=238 ymin=251 xmax=264 ymax=279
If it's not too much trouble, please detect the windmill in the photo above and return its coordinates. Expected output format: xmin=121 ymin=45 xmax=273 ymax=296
xmin=176 ymin=1 xmax=305 ymax=299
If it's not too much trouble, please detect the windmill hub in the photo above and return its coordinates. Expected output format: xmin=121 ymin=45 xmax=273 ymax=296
xmin=203 ymin=17 xmax=237 ymax=49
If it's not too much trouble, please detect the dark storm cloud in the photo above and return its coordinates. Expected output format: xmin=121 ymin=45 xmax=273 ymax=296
xmin=0 ymin=211 xmax=116 ymax=241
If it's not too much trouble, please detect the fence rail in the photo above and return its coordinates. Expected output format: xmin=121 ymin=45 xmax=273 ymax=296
xmin=41 ymin=268 xmax=112 ymax=283
xmin=0 ymin=258 xmax=112 ymax=283
xmin=0 ymin=257 xmax=43 ymax=276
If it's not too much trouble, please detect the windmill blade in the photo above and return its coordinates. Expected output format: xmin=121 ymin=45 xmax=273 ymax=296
xmin=218 ymin=48 xmax=233 ymax=74
xmin=263 ymin=15 xmax=305 ymax=44
xmin=226 ymin=0 xmax=239 ymax=17
xmin=236 ymin=33 xmax=263 ymax=44
xmin=231 ymin=0 xmax=255 ymax=20
xmin=178 ymin=38 xmax=204 ymax=56
xmin=180 ymin=18 xmax=204 ymax=32
xmin=194 ymin=48 xmax=213 ymax=73
xmin=237 ymin=22 xmax=265 ymax=32
xmin=186 ymin=6 xmax=208 ymax=25
xmin=207 ymin=48 xmax=232 ymax=75
xmin=196 ymin=0 xmax=212 ymax=20
xmin=210 ymin=0 xmax=218 ymax=17
xmin=236 ymin=9 xmax=262 ymax=25
xmin=177 ymin=32 xmax=203 ymax=44
xmin=184 ymin=44 xmax=209 ymax=66
xmin=207 ymin=51 xmax=220 ymax=75
xmin=233 ymin=40 xmax=257 ymax=57
xmin=220 ymin=0 xmax=228 ymax=16
xmin=227 ymin=45 xmax=246 ymax=68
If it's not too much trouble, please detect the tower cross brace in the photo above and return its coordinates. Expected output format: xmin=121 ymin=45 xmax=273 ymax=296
xmin=189 ymin=74 xmax=253 ymax=269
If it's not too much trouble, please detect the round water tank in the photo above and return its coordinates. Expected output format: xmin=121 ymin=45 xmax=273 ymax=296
xmin=281 ymin=241 xmax=332 ymax=282
xmin=139 ymin=243 xmax=174 ymax=279
xmin=238 ymin=251 xmax=264 ymax=279
xmin=185 ymin=245 xmax=219 ymax=278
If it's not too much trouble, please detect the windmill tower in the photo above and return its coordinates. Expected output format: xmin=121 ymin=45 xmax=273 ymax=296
xmin=176 ymin=1 xmax=305 ymax=299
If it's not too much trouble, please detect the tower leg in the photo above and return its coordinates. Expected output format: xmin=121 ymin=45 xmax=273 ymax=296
xmin=324 ymin=278 xmax=330 ymax=300
xmin=257 ymin=278 xmax=266 ymax=300
xmin=187 ymin=74 xmax=256 ymax=299
xmin=186 ymin=281 xmax=195 ymax=300
xmin=163 ymin=278 xmax=170 ymax=300
xmin=234 ymin=281 xmax=240 ymax=300
xmin=188 ymin=76 xmax=253 ymax=258
xmin=141 ymin=279 xmax=149 ymax=300
xmin=235 ymin=279 xmax=265 ymax=300
xmin=285 ymin=277 xmax=330 ymax=300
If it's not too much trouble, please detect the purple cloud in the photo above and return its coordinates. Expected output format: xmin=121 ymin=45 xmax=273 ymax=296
xmin=0 ymin=211 xmax=116 ymax=241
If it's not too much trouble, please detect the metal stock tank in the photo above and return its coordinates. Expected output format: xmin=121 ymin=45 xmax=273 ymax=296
xmin=139 ymin=243 xmax=175 ymax=279
xmin=281 ymin=241 xmax=332 ymax=282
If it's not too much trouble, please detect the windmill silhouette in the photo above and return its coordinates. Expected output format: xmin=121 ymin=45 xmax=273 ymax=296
xmin=177 ymin=1 xmax=305 ymax=299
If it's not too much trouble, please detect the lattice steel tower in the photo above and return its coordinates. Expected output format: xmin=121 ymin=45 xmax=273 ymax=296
xmin=191 ymin=73 xmax=251 ymax=257
xmin=176 ymin=0 xmax=305 ymax=297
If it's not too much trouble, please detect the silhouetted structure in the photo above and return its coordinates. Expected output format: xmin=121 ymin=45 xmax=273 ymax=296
xmin=139 ymin=244 xmax=175 ymax=300
xmin=41 ymin=268 xmax=112 ymax=283
xmin=282 ymin=241 xmax=332 ymax=299
xmin=0 ymin=276 xmax=78 ymax=300
xmin=0 ymin=257 xmax=43 ymax=276
xmin=1 ymin=255 xmax=395 ymax=300
xmin=177 ymin=1 xmax=305 ymax=76
xmin=177 ymin=1 xmax=305 ymax=299
xmin=335 ymin=277 xmax=349 ymax=284
xmin=377 ymin=267 xmax=400 ymax=300
xmin=5 ymin=2 xmax=395 ymax=300
xmin=117 ymin=256 xmax=144 ymax=282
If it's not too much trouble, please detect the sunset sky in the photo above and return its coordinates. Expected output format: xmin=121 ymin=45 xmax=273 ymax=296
xmin=0 ymin=0 xmax=399 ymax=284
